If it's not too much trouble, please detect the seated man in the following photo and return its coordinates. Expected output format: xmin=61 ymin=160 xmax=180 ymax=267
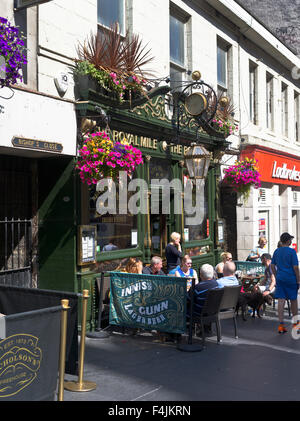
xmin=189 ymin=264 xmax=219 ymax=317
xmin=142 ymin=256 xmax=165 ymax=275
xmin=217 ymin=261 xmax=239 ymax=288
xmin=175 ymin=255 xmax=198 ymax=291
xmin=257 ymin=253 xmax=276 ymax=295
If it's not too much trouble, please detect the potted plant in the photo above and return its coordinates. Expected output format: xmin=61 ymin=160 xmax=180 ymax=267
xmin=222 ymin=157 xmax=261 ymax=203
xmin=208 ymin=92 xmax=238 ymax=137
xmin=74 ymin=23 xmax=153 ymax=103
xmin=0 ymin=17 xmax=27 ymax=88
xmin=76 ymin=131 xmax=144 ymax=185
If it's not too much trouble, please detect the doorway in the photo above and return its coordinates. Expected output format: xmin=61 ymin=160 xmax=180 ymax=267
xmin=0 ymin=156 xmax=36 ymax=288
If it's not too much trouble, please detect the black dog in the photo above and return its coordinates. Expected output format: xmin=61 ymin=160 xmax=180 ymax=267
xmin=236 ymin=291 xmax=273 ymax=321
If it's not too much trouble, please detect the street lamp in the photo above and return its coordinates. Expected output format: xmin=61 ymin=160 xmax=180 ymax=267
xmin=184 ymin=143 xmax=211 ymax=180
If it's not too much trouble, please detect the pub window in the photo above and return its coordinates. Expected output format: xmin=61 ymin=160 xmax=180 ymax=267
xmin=249 ymin=61 xmax=258 ymax=125
xmin=89 ymin=181 xmax=138 ymax=252
xmin=183 ymin=173 xmax=209 ymax=246
xmin=295 ymin=92 xmax=300 ymax=142
xmin=266 ymin=73 xmax=274 ymax=130
xmin=281 ymin=82 xmax=288 ymax=137
xmin=97 ymin=0 xmax=125 ymax=34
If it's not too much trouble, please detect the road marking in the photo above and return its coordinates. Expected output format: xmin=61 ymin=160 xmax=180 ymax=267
xmin=131 ymin=386 xmax=163 ymax=401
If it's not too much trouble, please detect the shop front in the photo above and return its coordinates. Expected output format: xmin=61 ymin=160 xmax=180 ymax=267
xmin=74 ymin=86 xmax=229 ymax=330
xmin=238 ymin=145 xmax=300 ymax=258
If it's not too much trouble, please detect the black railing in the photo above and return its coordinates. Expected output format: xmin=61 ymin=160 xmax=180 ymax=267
xmin=0 ymin=218 xmax=32 ymax=287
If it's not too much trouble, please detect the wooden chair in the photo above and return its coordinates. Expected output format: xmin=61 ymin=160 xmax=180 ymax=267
xmin=218 ymin=285 xmax=242 ymax=342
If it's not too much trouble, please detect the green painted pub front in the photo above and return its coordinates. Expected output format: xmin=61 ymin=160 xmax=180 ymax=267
xmin=39 ymin=87 xmax=229 ymax=330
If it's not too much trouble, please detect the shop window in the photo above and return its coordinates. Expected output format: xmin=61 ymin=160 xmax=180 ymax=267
xmin=89 ymin=183 xmax=138 ymax=252
xmin=249 ymin=62 xmax=257 ymax=125
xmin=97 ymin=0 xmax=125 ymax=34
xmin=183 ymin=175 xmax=209 ymax=243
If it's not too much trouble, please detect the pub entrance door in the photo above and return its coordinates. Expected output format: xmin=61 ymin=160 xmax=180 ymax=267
xmin=150 ymin=190 xmax=176 ymax=259
xmin=148 ymin=157 xmax=177 ymax=261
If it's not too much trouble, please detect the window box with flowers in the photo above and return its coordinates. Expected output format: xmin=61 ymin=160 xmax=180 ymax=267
xmin=0 ymin=17 xmax=27 ymax=88
xmin=76 ymin=131 xmax=144 ymax=185
xmin=222 ymin=158 xmax=261 ymax=203
xmin=74 ymin=23 xmax=153 ymax=105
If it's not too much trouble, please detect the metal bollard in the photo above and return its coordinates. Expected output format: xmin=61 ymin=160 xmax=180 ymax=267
xmin=64 ymin=290 xmax=97 ymax=392
xmin=58 ymin=299 xmax=70 ymax=401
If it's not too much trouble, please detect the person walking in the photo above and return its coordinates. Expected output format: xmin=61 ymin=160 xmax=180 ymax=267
xmin=271 ymin=232 xmax=300 ymax=334
xmin=165 ymin=232 xmax=183 ymax=273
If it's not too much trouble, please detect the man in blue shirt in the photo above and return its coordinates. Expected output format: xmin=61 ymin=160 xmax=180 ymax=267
xmin=271 ymin=232 xmax=300 ymax=334
xmin=217 ymin=261 xmax=239 ymax=288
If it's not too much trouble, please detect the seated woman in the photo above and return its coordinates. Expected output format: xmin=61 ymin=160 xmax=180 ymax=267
xmin=125 ymin=258 xmax=143 ymax=274
xmin=215 ymin=252 xmax=233 ymax=278
xmin=175 ymin=255 xmax=198 ymax=290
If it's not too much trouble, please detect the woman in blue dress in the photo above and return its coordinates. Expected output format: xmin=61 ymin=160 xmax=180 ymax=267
xmin=271 ymin=232 xmax=300 ymax=334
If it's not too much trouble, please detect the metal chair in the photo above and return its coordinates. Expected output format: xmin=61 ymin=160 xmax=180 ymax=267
xmin=218 ymin=285 xmax=242 ymax=342
xmin=193 ymin=288 xmax=224 ymax=346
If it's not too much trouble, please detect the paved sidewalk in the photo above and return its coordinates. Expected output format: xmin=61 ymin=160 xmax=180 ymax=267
xmin=63 ymin=303 xmax=300 ymax=402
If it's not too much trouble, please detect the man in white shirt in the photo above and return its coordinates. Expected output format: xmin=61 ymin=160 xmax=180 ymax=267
xmin=217 ymin=261 xmax=239 ymax=288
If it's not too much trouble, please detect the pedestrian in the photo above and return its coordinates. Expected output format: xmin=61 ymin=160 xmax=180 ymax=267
xmin=215 ymin=251 xmax=233 ymax=278
xmin=247 ymin=237 xmax=268 ymax=262
xmin=174 ymin=255 xmax=198 ymax=290
xmin=217 ymin=261 xmax=239 ymax=287
xmin=142 ymin=256 xmax=165 ymax=275
xmin=165 ymin=232 xmax=183 ymax=273
xmin=271 ymin=232 xmax=300 ymax=334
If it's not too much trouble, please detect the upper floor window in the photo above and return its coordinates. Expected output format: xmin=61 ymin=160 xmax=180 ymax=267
xmin=266 ymin=73 xmax=273 ymax=130
xmin=170 ymin=15 xmax=185 ymax=67
xmin=169 ymin=7 xmax=190 ymax=93
xmin=217 ymin=40 xmax=231 ymax=98
xmin=97 ymin=0 xmax=125 ymax=34
xmin=281 ymin=82 xmax=288 ymax=137
xmin=249 ymin=62 xmax=258 ymax=125
xmin=295 ymin=92 xmax=300 ymax=142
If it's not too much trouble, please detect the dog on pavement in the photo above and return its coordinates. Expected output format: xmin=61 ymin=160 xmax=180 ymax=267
xmin=236 ymin=291 xmax=273 ymax=321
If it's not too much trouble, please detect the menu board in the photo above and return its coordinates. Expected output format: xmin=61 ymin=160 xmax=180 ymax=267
xmin=78 ymin=225 xmax=97 ymax=266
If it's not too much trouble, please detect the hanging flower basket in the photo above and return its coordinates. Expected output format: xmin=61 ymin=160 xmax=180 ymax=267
xmin=76 ymin=131 xmax=143 ymax=185
xmin=222 ymin=158 xmax=261 ymax=203
xmin=0 ymin=17 xmax=27 ymax=88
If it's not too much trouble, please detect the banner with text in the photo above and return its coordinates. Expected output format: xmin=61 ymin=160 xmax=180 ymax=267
xmin=109 ymin=272 xmax=187 ymax=334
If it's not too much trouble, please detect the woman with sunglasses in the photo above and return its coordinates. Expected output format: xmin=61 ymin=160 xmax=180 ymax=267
xmin=175 ymin=255 xmax=198 ymax=291
xmin=215 ymin=252 xmax=233 ymax=278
